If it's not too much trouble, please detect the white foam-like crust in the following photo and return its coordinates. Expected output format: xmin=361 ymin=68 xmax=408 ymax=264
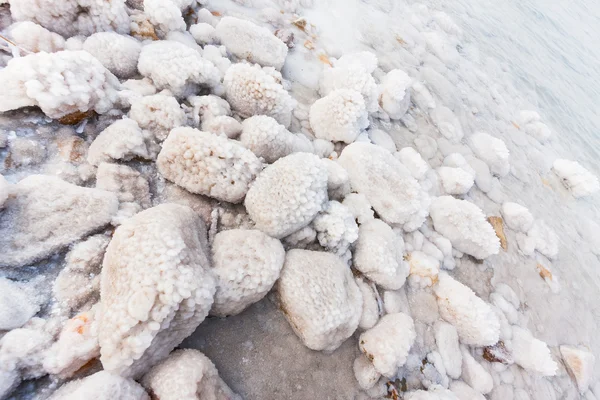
xmin=245 ymin=152 xmax=328 ymax=238
xmin=468 ymin=132 xmax=510 ymax=177
xmin=49 ymin=371 xmax=149 ymax=400
xmin=98 ymin=204 xmax=216 ymax=378
xmin=396 ymin=147 xmax=430 ymax=181
xmin=144 ymin=0 xmax=189 ymax=37
xmin=309 ymin=89 xmax=369 ymax=143
xmin=83 ymin=32 xmax=142 ymax=79
xmin=210 ymin=229 xmax=285 ymax=317
xmin=129 ymin=94 xmax=186 ymax=141
xmin=501 ymin=202 xmax=534 ymax=233
xmin=510 ymin=326 xmax=558 ymax=377
xmin=88 ymin=119 xmax=154 ymax=166
xmin=437 ymin=166 xmax=474 ymax=195
xmin=380 ymin=69 xmax=412 ymax=119
xmin=157 ymin=127 xmax=263 ymax=204
xmin=7 ymin=21 xmax=65 ymax=53
xmin=202 ymin=116 xmax=243 ymax=139
xmin=312 ymin=200 xmax=359 ymax=257
xmin=278 ymin=249 xmax=362 ymax=351
xmin=552 ymin=159 xmax=600 ymax=198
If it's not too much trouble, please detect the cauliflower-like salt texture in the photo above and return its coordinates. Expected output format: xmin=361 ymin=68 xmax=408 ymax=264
xmin=359 ymin=313 xmax=416 ymax=378
xmin=224 ymin=63 xmax=295 ymax=128
xmin=239 ymin=115 xmax=312 ymax=163
xmin=88 ymin=119 xmax=155 ymax=166
xmin=98 ymin=204 xmax=216 ymax=378
xmin=395 ymin=147 xmax=430 ymax=181
xmin=188 ymin=94 xmax=232 ymax=123
xmin=510 ymin=326 xmax=558 ymax=376
xmin=157 ymin=127 xmax=263 ymax=204
xmin=342 ymin=193 xmax=374 ymax=224
xmin=468 ymin=132 xmax=510 ymax=177
xmin=7 ymin=21 xmax=66 ymax=53
xmin=429 ymin=196 xmax=500 ymax=259
xmin=83 ymin=32 xmax=142 ymax=79
xmin=353 ymin=219 xmax=408 ymax=290
xmin=309 ymin=89 xmax=369 ymax=143
xmin=129 ymin=94 xmax=186 ymax=141
xmin=245 ymin=153 xmax=328 ymax=238
xmin=0 ymin=175 xmax=118 ymax=268
xmin=437 ymin=166 xmax=474 ymax=195
xmin=8 ymin=0 xmax=129 ymax=38
xmin=138 ymin=41 xmax=220 ymax=97
xmin=190 ymin=23 xmax=218 ymax=45
xmin=210 ymin=229 xmax=285 ymax=317
xmin=321 ymin=159 xmax=351 ymax=201
xmin=278 ymin=249 xmax=362 ymax=351
xmin=407 ymin=251 xmax=440 ymax=288
xmin=143 ymin=0 xmax=190 ymax=37
xmin=49 ymin=371 xmax=149 ymax=400
xmin=96 ymin=163 xmax=151 ymax=208
xmin=0 ymin=50 xmax=120 ymax=119
xmin=434 ymin=273 xmax=500 ymax=346
xmin=216 ymin=16 xmax=288 ymax=70
xmin=552 ymin=159 xmax=600 ymax=198
xmin=202 ymin=116 xmax=243 ymax=139
xmin=501 ymin=202 xmax=534 ymax=233
xmin=312 ymin=200 xmax=359 ymax=258
xmin=379 ymin=69 xmax=412 ymax=119
xmin=141 ymin=349 xmax=240 ymax=400
xmin=338 ymin=142 xmax=430 ymax=231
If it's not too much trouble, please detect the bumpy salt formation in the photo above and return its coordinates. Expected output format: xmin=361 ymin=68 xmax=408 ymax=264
xmin=216 ymin=16 xmax=288 ymax=70
xmin=353 ymin=219 xmax=409 ymax=290
xmin=501 ymin=202 xmax=534 ymax=232
xmin=83 ymin=32 xmax=142 ymax=79
xmin=6 ymin=21 xmax=66 ymax=53
xmin=379 ymin=69 xmax=412 ymax=119
xmin=138 ymin=40 xmax=220 ymax=97
xmin=0 ymin=175 xmax=10 ymax=208
xmin=157 ymin=127 xmax=263 ymax=204
xmin=0 ymin=50 xmax=120 ymax=119
xmin=309 ymin=89 xmax=369 ymax=143
xmin=141 ymin=349 xmax=240 ymax=400
xmin=88 ymin=119 xmax=156 ymax=166
xmin=359 ymin=313 xmax=416 ymax=378
xmin=49 ymin=371 xmax=149 ymax=400
xmin=338 ymin=142 xmax=430 ymax=231
xmin=245 ymin=153 xmax=328 ymax=238
xmin=0 ymin=175 xmax=118 ymax=267
xmin=434 ymin=273 xmax=500 ymax=346
xmin=560 ymin=345 xmax=595 ymax=393
xmin=98 ymin=204 xmax=216 ymax=378
xmin=278 ymin=250 xmax=362 ymax=351
xmin=468 ymin=132 xmax=510 ymax=177
xmin=223 ymin=63 xmax=295 ymax=127
xmin=510 ymin=327 xmax=558 ymax=376
xmin=210 ymin=229 xmax=285 ymax=317
xmin=429 ymin=196 xmax=500 ymax=260
xmin=552 ymin=159 xmax=600 ymax=198
xmin=144 ymin=0 xmax=193 ymax=37
xmin=128 ymin=94 xmax=186 ymax=141
xmin=312 ymin=200 xmax=359 ymax=259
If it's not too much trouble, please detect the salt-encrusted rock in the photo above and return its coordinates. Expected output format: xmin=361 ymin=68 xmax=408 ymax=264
xmin=88 ymin=119 xmax=155 ymax=166
xmin=0 ymin=175 xmax=118 ymax=267
xmin=83 ymin=32 xmax=142 ymax=79
xmin=407 ymin=251 xmax=440 ymax=288
xmin=216 ymin=16 xmax=288 ymax=70
xmin=368 ymin=129 xmax=396 ymax=153
xmin=224 ymin=63 xmax=295 ymax=127
xmin=342 ymin=193 xmax=374 ymax=224
xmin=157 ymin=127 xmax=263 ymax=204
xmin=516 ymin=220 xmax=559 ymax=259
xmin=560 ymin=345 xmax=595 ymax=393
xmin=0 ymin=175 xmax=10 ymax=208
xmin=312 ymin=200 xmax=359 ymax=258
xmin=437 ymin=167 xmax=474 ymax=195
xmin=353 ymin=219 xmax=409 ymax=290
xmin=239 ymin=115 xmax=312 ymax=163
xmin=355 ymin=277 xmax=380 ymax=330
xmin=517 ymin=110 xmax=552 ymax=142
xmin=434 ymin=273 xmax=500 ymax=346
xmin=353 ymin=353 xmax=381 ymax=390
xmin=190 ymin=23 xmax=218 ymax=45
xmin=278 ymin=250 xmax=362 ymax=351
xmin=359 ymin=313 xmax=416 ymax=378
xmin=143 ymin=0 xmax=191 ymax=37
xmin=468 ymin=132 xmax=510 ymax=177
xmin=0 ymin=369 xmax=20 ymax=400
xmin=405 ymin=385 xmax=460 ymax=400
xmin=50 ymin=371 xmax=149 ymax=400
xmin=141 ymin=349 xmax=239 ymax=400
xmin=338 ymin=143 xmax=430 ymax=231
xmin=396 ymin=147 xmax=430 ymax=181
xmin=138 ymin=40 xmax=220 ymax=97
xmin=128 ymin=94 xmax=186 ymax=141
xmin=0 ymin=50 xmax=120 ymax=119
xmin=309 ymin=89 xmax=369 ymax=143
xmin=434 ymin=322 xmax=462 ymax=379
xmin=322 ymin=159 xmax=351 ymax=201
xmin=0 ymin=278 xmax=40 ymax=330
xmin=210 ymin=229 xmax=285 ymax=317
xmin=98 ymin=204 xmax=216 ymax=378
xmin=552 ymin=159 xmax=600 ymax=198
xmin=429 ymin=196 xmax=500 ymax=259
xmin=510 ymin=327 xmax=558 ymax=376
xmin=6 ymin=21 xmax=66 ymax=53
xmin=379 ymin=69 xmax=412 ymax=119
xmin=431 ymin=106 xmax=464 ymax=143
xmin=501 ymin=202 xmax=534 ymax=233
xmin=461 ymin=347 xmax=494 ymax=395
xmin=450 ymin=381 xmax=485 ymax=400
xmin=188 ymin=94 xmax=232 ymax=122
xmin=245 ymin=153 xmax=328 ymax=238
xmin=202 ymin=115 xmax=243 ymax=139
xmin=96 ymin=163 xmax=151 ymax=208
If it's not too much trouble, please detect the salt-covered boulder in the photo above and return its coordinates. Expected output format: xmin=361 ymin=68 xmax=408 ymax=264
xmin=6 ymin=21 xmax=65 ymax=53
xmin=359 ymin=313 xmax=416 ymax=378
xmin=431 ymin=106 xmax=464 ymax=143
xmin=87 ymin=119 xmax=155 ymax=166
xmin=83 ymin=32 xmax=142 ymax=79
xmin=190 ymin=23 xmax=218 ymax=45
xmin=278 ymin=250 xmax=362 ymax=351
xmin=560 ymin=345 xmax=595 ymax=393
xmin=210 ymin=229 xmax=285 ymax=317
xmin=309 ymin=89 xmax=369 ymax=143
xmin=0 ymin=278 xmax=40 ymax=330
xmin=157 ymin=127 xmax=263 ymax=204
xmin=141 ymin=349 xmax=240 ymax=400
xmin=379 ymin=69 xmax=412 ymax=119
xmin=245 ymin=153 xmax=328 ymax=238
xmin=461 ymin=347 xmax=494 ymax=394
xmin=338 ymin=143 xmax=430 ymax=231
xmin=434 ymin=273 xmax=500 ymax=346
xmin=407 ymin=251 xmax=440 ymax=288
xmin=353 ymin=219 xmax=409 ymax=290
xmin=98 ymin=204 xmax=216 ymax=378
xmin=552 ymin=159 xmax=600 ymax=198
xmin=143 ymin=0 xmax=191 ymax=37
xmin=0 ymin=175 xmax=10 ymax=209
xmin=355 ymin=277 xmax=380 ymax=331
xmin=501 ymin=202 xmax=534 ymax=233
xmin=434 ymin=322 xmax=462 ymax=379
xmin=312 ymin=200 xmax=359 ymax=258
xmin=50 ymin=371 xmax=149 ymax=400
xmin=510 ymin=327 xmax=558 ymax=376
xmin=429 ymin=196 xmax=500 ymax=260
xmin=96 ymin=163 xmax=151 ymax=208
xmin=396 ymin=147 xmax=430 ymax=181
xmin=202 ymin=115 xmax=243 ymax=139
xmin=342 ymin=193 xmax=374 ymax=224
xmin=216 ymin=17 xmax=288 ymax=70
xmin=322 ymin=159 xmax=351 ymax=201
xmin=353 ymin=353 xmax=381 ymax=390
xmin=128 ymin=94 xmax=186 ymax=141
xmin=468 ymin=132 xmax=510 ymax=177
xmin=0 ymin=175 xmax=118 ymax=267
xmin=437 ymin=167 xmax=474 ymax=195
xmin=224 ymin=63 xmax=295 ymax=127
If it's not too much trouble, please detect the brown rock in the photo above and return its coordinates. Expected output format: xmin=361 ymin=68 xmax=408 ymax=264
xmin=483 ymin=341 xmax=514 ymax=364
xmin=487 ymin=216 xmax=507 ymax=250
